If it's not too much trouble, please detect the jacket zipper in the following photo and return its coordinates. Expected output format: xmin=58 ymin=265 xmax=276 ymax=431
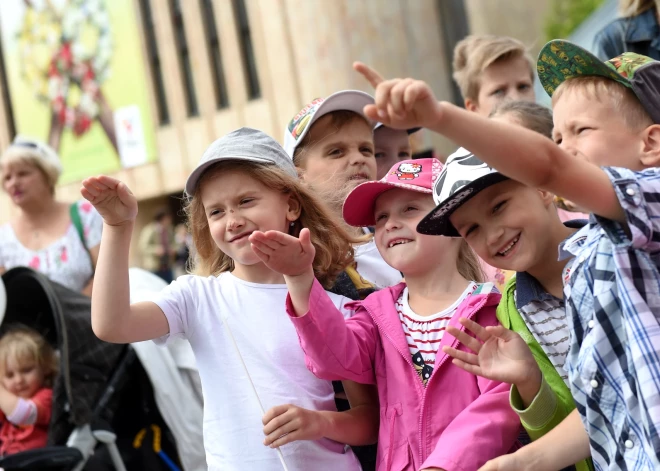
xmin=362 ymin=303 xmax=423 ymax=471
xmin=418 ymin=296 xmax=489 ymax=465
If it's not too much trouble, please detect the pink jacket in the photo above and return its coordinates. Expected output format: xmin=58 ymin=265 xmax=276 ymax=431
xmin=287 ymin=280 xmax=521 ymax=471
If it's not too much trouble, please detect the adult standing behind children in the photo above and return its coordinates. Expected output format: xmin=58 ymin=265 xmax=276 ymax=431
xmin=284 ymin=91 xmax=402 ymax=290
xmin=595 ymin=0 xmax=660 ymax=60
xmin=0 ymin=137 xmax=102 ymax=295
xmin=138 ymin=208 xmax=177 ymax=283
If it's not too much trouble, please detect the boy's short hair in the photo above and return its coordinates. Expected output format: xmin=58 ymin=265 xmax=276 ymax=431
xmin=452 ymin=34 xmax=534 ymax=101
xmin=552 ymin=76 xmax=653 ymax=131
xmin=490 ymin=100 xmax=554 ymax=139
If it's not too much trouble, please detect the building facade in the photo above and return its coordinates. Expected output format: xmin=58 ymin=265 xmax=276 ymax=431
xmin=0 ymin=0 xmax=551 ymax=264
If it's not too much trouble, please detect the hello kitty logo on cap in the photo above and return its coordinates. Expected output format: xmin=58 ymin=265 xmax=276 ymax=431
xmin=342 ymin=158 xmax=443 ymax=227
xmin=283 ymin=90 xmax=376 ymax=159
xmin=416 ymin=147 xmax=509 ymax=237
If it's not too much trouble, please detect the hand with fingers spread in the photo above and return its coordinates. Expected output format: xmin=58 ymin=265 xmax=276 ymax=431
xmin=81 ymin=176 xmax=138 ymax=227
xmin=442 ymin=318 xmax=542 ymax=405
xmin=249 ymin=228 xmax=315 ymax=278
xmin=353 ymin=62 xmax=442 ymax=131
xmin=262 ymin=404 xmax=326 ymax=448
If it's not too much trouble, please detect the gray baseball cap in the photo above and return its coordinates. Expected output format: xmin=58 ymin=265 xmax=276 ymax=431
xmin=185 ymin=127 xmax=298 ymax=195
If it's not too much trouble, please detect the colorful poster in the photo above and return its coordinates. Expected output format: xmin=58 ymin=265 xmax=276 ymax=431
xmin=0 ymin=0 xmax=157 ymax=184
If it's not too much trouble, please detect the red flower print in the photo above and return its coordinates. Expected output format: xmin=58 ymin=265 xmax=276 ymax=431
xmin=495 ymin=269 xmax=506 ymax=286
xmin=61 ymin=247 xmax=68 ymax=262
xmin=29 ymin=256 xmax=40 ymax=270
xmin=80 ymin=202 xmax=92 ymax=213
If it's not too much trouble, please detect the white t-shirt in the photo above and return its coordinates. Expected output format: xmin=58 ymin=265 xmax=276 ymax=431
xmin=354 ymin=229 xmax=402 ymax=289
xmin=151 ymin=272 xmax=361 ymax=471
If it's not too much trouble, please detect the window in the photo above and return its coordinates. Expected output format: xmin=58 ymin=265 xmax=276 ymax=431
xmin=170 ymin=0 xmax=199 ymax=117
xmin=138 ymin=0 xmax=170 ymax=125
xmin=0 ymin=31 xmax=16 ymax=139
xmin=233 ymin=0 xmax=261 ymax=100
xmin=200 ymin=0 xmax=229 ymax=109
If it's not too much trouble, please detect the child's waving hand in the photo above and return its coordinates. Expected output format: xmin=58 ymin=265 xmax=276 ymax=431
xmin=249 ymin=228 xmax=315 ymax=277
xmin=443 ymin=319 xmax=541 ymax=397
xmin=353 ymin=62 xmax=442 ymax=131
xmin=81 ymin=176 xmax=138 ymax=227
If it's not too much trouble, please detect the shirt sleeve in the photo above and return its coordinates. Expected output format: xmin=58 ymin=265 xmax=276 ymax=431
xmin=8 ymin=388 xmax=53 ymax=426
xmin=151 ymin=275 xmax=197 ymax=345
xmin=76 ymin=199 xmax=103 ymax=249
xmin=598 ymin=167 xmax=660 ymax=252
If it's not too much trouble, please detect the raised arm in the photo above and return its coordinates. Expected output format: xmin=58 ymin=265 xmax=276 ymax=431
xmin=81 ymin=176 xmax=169 ymax=343
xmin=354 ymin=62 xmax=624 ymax=223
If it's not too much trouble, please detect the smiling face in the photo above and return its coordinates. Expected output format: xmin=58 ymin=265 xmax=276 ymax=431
xmin=469 ymin=56 xmax=535 ymax=116
xmin=374 ymin=127 xmax=412 ymax=179
xmin=373 ymin=188 xmax=461 ymax=276
xmin=2 ymin=160 xmax=52 ymax=207
xmin=199 ymin=168 xmax=300 ymax=268
xmin=552 ymin=88 xmax=647 ymax=170
xmin=296 ymin=113 xmax=376 ymax=206
xmin=2 ymin=355 xmax=44 ymax=399
xmin=449 ymin=180 xmax=557 ymax=273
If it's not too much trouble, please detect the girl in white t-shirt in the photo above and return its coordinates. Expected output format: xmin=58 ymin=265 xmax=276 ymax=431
xmin=80 ymin=128 xmax=375 ymax=471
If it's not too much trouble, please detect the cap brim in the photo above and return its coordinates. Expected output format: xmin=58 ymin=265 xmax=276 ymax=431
xmin=185 ymin=155 xmax=277 ymax=195
xmin=417 ymin=173 xmax=509 ymax=236
xmin=295 ymin=91 xmax=376 ymax=145
xmin=537 ymin=40 xmax=630 ymax=98
xmin=343 ymin=181 xmax=432 ymax=227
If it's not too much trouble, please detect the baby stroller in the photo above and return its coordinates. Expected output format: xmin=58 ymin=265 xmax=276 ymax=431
xmin=0 ymin=267 xmax=204 ymax=471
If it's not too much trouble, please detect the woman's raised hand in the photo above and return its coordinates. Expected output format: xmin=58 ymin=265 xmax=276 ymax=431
xmin=81 ymin=176 xmax=138 ymax=227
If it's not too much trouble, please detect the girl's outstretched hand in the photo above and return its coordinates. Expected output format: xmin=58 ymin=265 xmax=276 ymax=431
xmin=249 ymin=228 xmax=315 ymax=277
xmin=81 ymin=176 xmax=138 ymax=226
xmin=353 ymin=62 xmax=442 ymax=131
xmin=442 ymin=318 xmax=539 ymax=387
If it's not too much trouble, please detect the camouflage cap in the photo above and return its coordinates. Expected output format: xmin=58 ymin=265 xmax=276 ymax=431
xmin=537 ymin=39 xmax=660 ymax=124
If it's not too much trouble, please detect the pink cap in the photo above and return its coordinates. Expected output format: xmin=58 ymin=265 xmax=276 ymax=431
xmin=342 ymin=158 xmax=443 ymax=227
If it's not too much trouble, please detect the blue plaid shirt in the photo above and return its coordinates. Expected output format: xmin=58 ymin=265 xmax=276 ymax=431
xmin=560 ymin=167 xmax=660 ymax=471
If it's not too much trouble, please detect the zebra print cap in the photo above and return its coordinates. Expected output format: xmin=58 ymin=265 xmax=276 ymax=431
xmin=416 ymin=147 xmax=508 ymax=237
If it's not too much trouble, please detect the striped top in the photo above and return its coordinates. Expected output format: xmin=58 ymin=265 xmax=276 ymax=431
xmin=397 ymin=282 xmax=477 ymax=385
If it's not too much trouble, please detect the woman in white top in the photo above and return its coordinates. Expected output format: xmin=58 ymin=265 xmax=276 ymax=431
xmin=0 ymin=137 xmax=102 ymax=294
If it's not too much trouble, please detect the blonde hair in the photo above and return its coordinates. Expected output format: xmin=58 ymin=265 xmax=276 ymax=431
xmin=490 ymin=100 xmax=554 ymax=139
xmin=619 ymin=0 xmax=659 ymax=16
xmin=185 ymin=160 xmax=358 ymax=289
xmin=457 ymin=241 xmax=485 ymax=283
xmin=0 ymin=143 xmax=62 ymax=194
xmin=453 ymin=34 xmax=534 ymax=101
xmin=552 ymin=76 xmax=653 ymax=130
xmin=0 ymin=327 xmax=58 ymax=388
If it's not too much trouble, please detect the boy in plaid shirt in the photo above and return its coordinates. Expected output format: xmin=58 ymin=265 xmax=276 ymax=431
xmin=353 ymin=39 xmax=660 ymax=471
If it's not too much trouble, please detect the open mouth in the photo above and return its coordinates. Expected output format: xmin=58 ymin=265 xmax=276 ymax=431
xmin=497 ymin=236 xmax=519 ymax=257
xmin=388 ymin=238 xmax=412 ymax=248
xmin=349 ymin=173 xmax=369 ymax=181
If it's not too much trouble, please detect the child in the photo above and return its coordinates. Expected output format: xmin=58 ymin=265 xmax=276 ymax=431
xmin=284 ymin=90 xmax=402 ymax=290
xmin=249 ymin=158 xmax=521 ymax=471
xmin=414 ymin=144 xmax=591 ymax=470
xmin=373 ymin=124 xmax=420 ymax=180
xmin=453 ymin=34 xmax=536 ymax=116
xmin=354 ymin=39 xmax=660 ymax=471
xmin=0 ymin=326 xmax=57 ymax=456
xmin=82 ymin=127 xmax=374 ymax=471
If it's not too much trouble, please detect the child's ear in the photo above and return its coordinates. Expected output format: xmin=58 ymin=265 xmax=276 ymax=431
xmin=537 ymin=189 xmax=556 ymax=207
xmin=464 ymin=98 xmax=478 ymax=113
xmin=640 ymin=124 xmax=660 ymax=167
xmin=287 ymin=194 xmax=303 ymax=221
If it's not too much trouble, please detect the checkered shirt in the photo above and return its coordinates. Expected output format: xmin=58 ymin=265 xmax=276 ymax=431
xmin=560 ymin=167 xmax=660 ymax=471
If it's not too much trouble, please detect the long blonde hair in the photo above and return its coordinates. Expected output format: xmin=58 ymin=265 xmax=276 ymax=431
xmin=457 ymin=241 xmax=485 ymax=283
xmin=619 ymin=0 xmax=659 ymax=16
xmin=185 ymin=160 xmax=358 ymax=289
xmin=0 ymin=326 xmax=58 ymax=388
